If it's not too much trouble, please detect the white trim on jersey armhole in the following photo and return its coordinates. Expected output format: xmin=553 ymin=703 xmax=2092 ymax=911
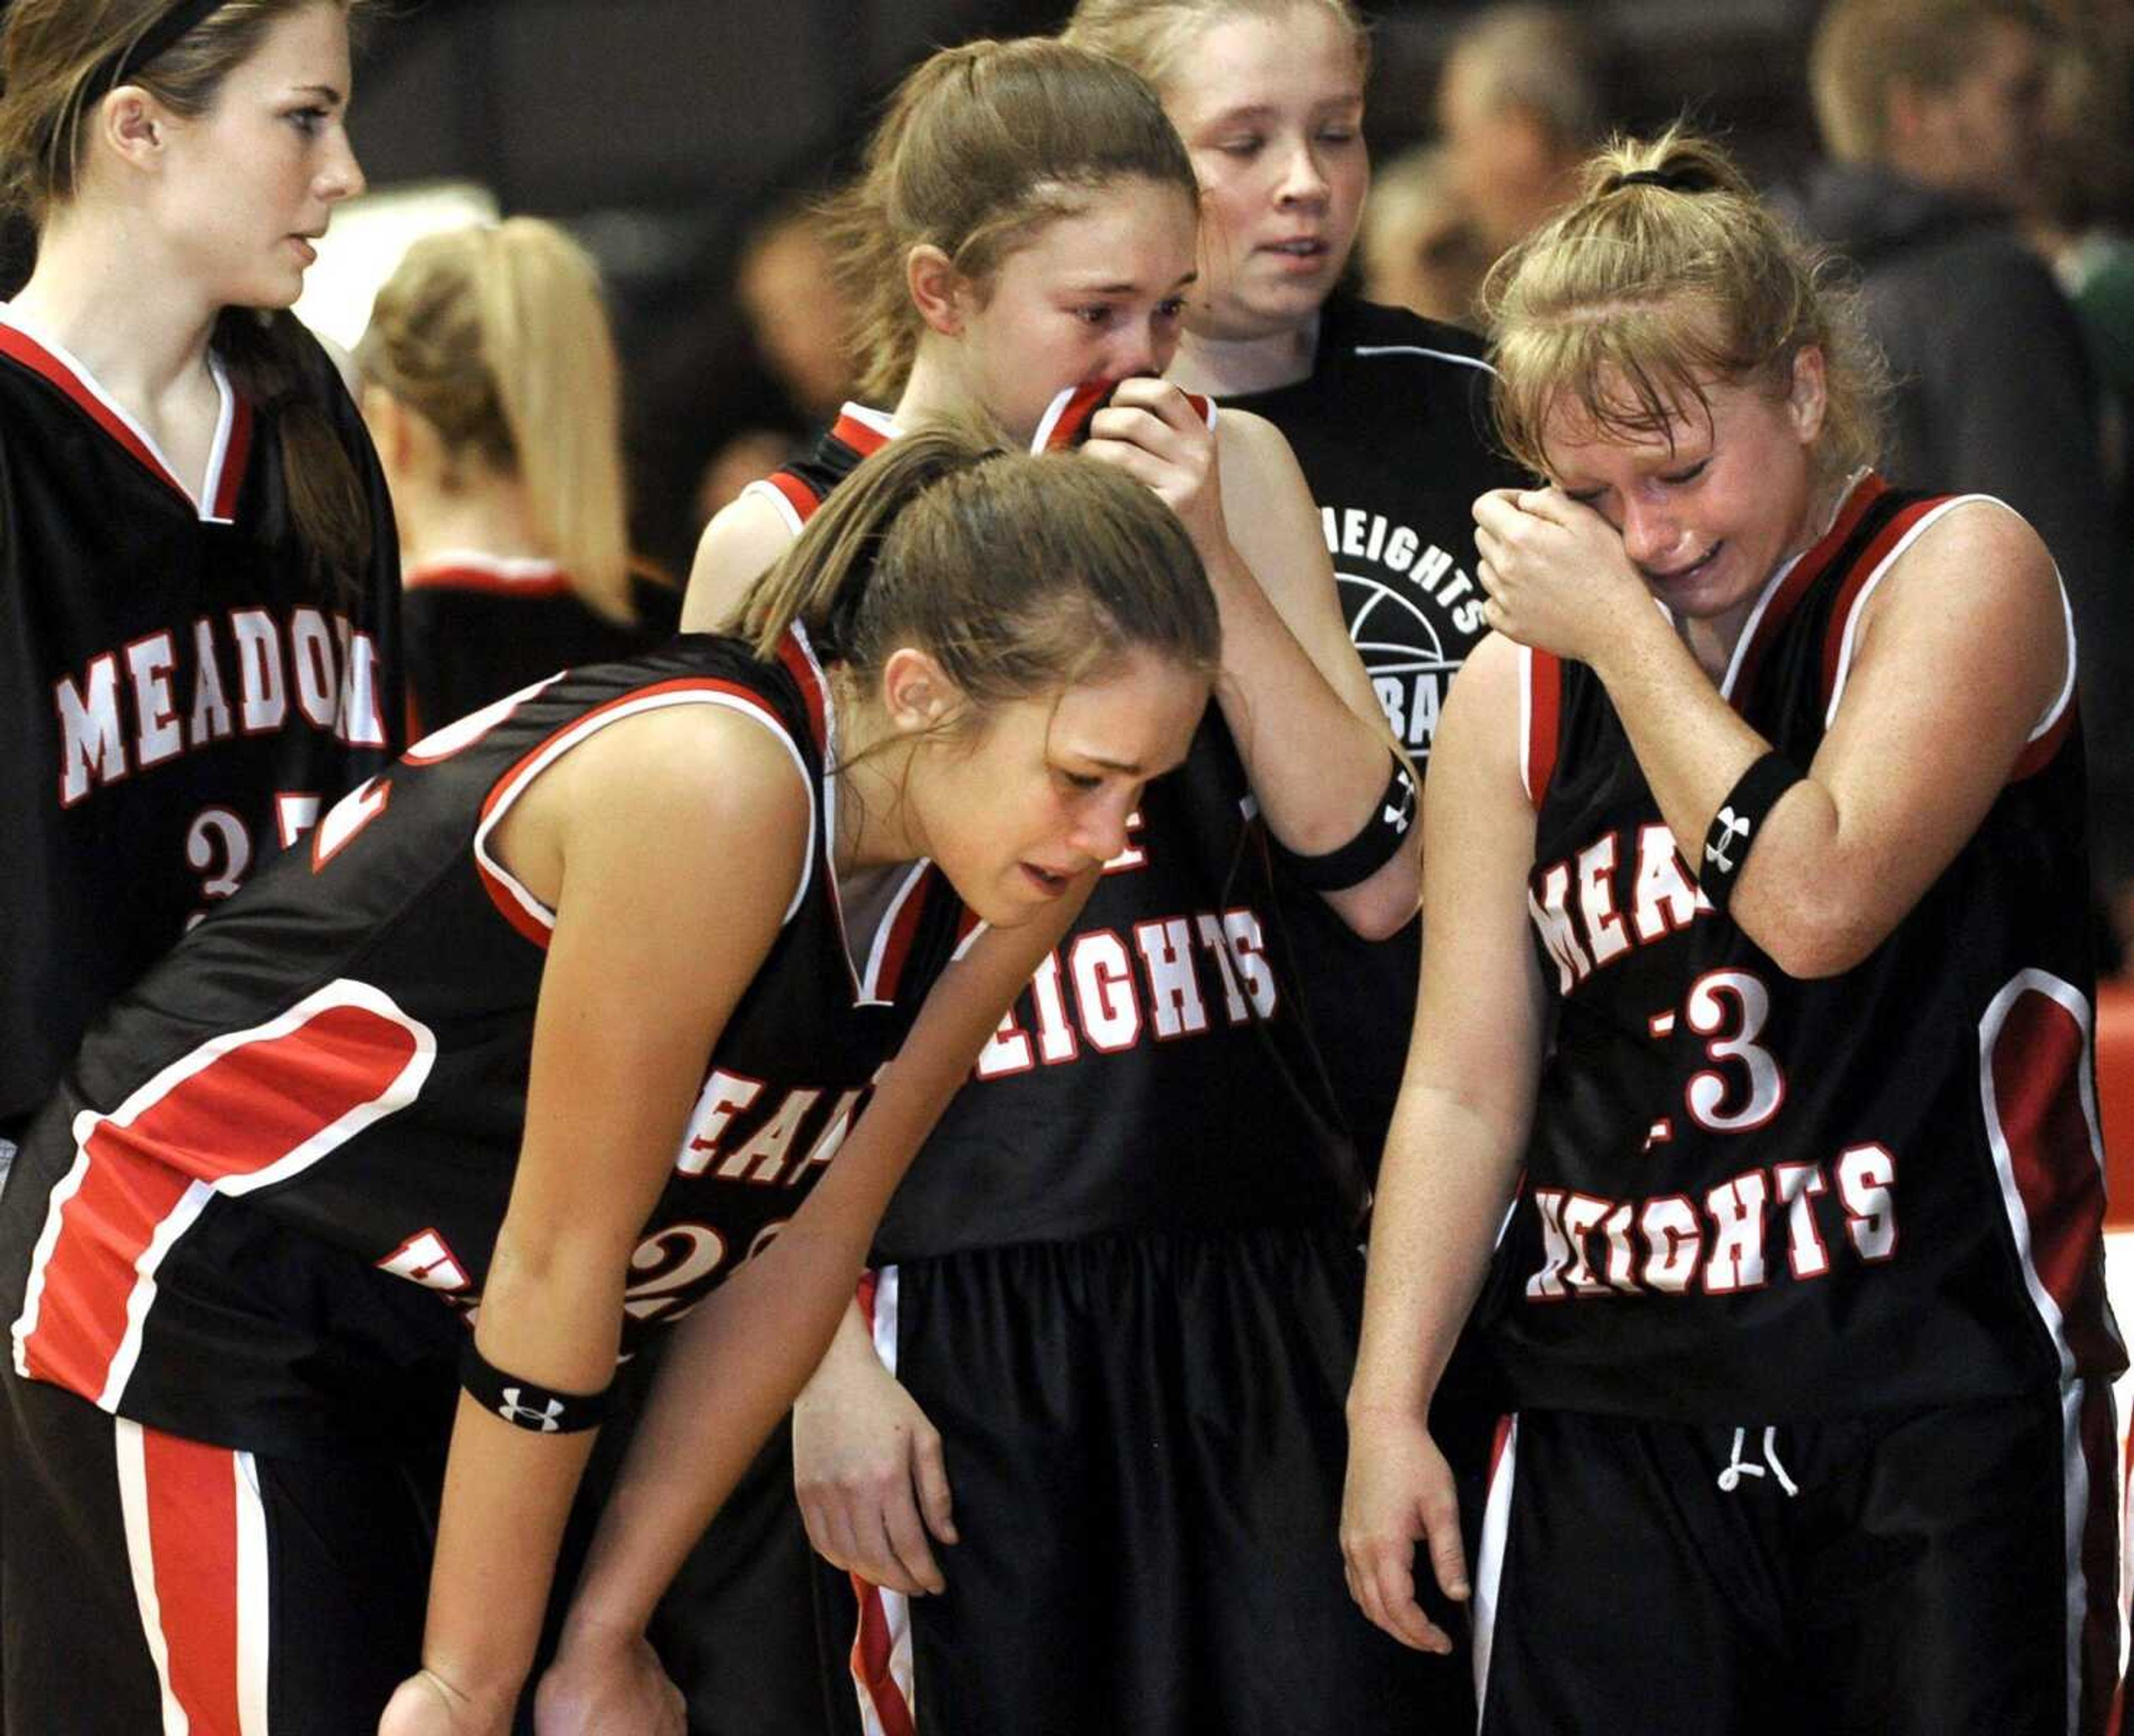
xmin=1350 ymin=343 xmax=1499 ymax=378
xmin=472 ymin=689 xmax=819 ymax=935
xmin=1717 ymin=554 xmax=1802 ymax=703
xmin=1472 ymin=1415 xmax=1518 ymax=1717
xmin=740 ymin=476 xmax=806 ymax=538
xmin=1822 ymin=495 xmax=2065 ymax=730
xmin=951 ymin=921 xmax=990 ymax=962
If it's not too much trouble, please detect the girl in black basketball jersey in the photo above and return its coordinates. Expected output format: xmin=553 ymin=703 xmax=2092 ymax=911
xmin=621 ymin=37 xmax=1435 ymax=1736
xmin=0 ymin=427 xmax=1219 ymax=1735
xmin=1343 ymin=128 xmax=2125 ymax=1733
xmin=0 ymin=0 xmax=401 ymax=1155
xmin=355 ymin=218 xmax=679 ymax=739
xmin=1066 ymin=0 xmax=1520 ymax=1243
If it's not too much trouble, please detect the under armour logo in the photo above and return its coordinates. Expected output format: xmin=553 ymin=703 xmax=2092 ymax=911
xmin=498 ymin=1387 xmax=565 ymax=1432
xmin=1385 ymin=770 xmax=1417 ymax=836
xmin=1706 ymin=807 xmax=1751 ymax=873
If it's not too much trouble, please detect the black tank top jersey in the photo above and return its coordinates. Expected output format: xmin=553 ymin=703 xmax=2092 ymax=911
xmin=402 ymin=554 xmax=681 ymax=737
xmin=0 ymin=305 xmax=403 ymax=1133
xmin=1220 ymin=297 xmax=1521 ymax=1159
xmin=1486 ymin=474 xmax=2124 ymax=1421
xmin=0 ymin=630 xmax=971 ymax=1458
xmin=744 ymin=397 xmax=1357 ymax=1261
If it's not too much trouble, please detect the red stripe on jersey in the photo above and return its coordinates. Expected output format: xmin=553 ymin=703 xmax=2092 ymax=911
xmin=472 ymin=676 xmax=801 ymax=948
xmin=143 ymin=1429 xmax=243 ymax=1734
xmin=776 ymin=630 xmax=830 ymax=757
xmin=1039 ymin=381 xmax=1113 ymax=450
xmin=18 ymin=995 xmax=428 ymax=1404
xmin=1729 ymin=473 xmax=1888 ymax=704
xmin=2012 ymin=697 xmax=2078 ymax=783
xmin=869 ymin=869 xmax=936 ymax=1002
xmin=0 ymin=322 xmax=192 ymax=503
xmin=211 ymin=395 xmax=254 ymax=521
xmin=830 ymin=409 xmax=892 ymax=461
xmin=1524 ymin=649 xmax=1562 ymax=811
xmin=1816 ymin=492 xmax=1951 ymax=707
xmin=1988 ymin=986 xmax=2117 ymax=1372
xmin=764 ymin=470 xmax=822 ymax=526
xmin=2077 ymin=1381 xmax=2125 ymax=1736
xmin=1488 ymin=1412 xmax=1514 ymax=1481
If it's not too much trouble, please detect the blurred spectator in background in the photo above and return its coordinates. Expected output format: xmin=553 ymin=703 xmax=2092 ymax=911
xmin=356 ymin=218 xmax=677 ymax=736
xmin=2026 ymin=38 xmax=2134 ymax=494
xmin=1358 ymin=143 xmax=1492 ymax=325
xmin=734 ymin=195 xmax=857 ymax=424
xmin=1435 ymin=3 xmax=1617 ymax=263
xmin=1796 ymin=0 xmax=2134 ymax=958
xmin=695 ymin=196 xmax=861 ymax=522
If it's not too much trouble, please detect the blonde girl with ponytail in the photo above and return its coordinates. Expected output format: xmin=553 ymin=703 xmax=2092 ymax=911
xmin=357 ymin=218 xmax=676 ymax=735
xmin=1344 ymin=127 xmax=2121 ymax=1732
xmin=0 ymin=420 xmax=1219 ymax=1736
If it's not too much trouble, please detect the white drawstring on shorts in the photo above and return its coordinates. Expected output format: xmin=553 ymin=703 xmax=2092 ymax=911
xmin=1716 ymin=1425 xmax=1799 ymax=1496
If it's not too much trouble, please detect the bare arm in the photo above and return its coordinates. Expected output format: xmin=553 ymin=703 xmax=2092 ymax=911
xmin=1339 ymin=633 xmax=1548 ymax=1650
xmin=1088 ymin=387 xmax=1419 ymax=937
xmin=1472 ymin=489 xmax=2070 ymax=977
xmin=535 ymin=890 xmax=1089 ymax=1708
xmin=680 ymin=490 xmax=796 ymax=632
xmin=383 ymin=707 xmax=807 ymax=1735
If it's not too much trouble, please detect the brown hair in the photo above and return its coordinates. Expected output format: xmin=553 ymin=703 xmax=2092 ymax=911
xmin=1811 ymin=0 xmax=2056 ymax=163
xmin=1482 ymin=126 xmax=1887 ymax=487
xmin=355 ymin=220 xmax=635 ymax=622
xmin=827 ymin=37 xmax=1199 ymax=405
xmin=0 ymin=0 xmax=375 ymax=591
xmin=1062 ymin=0 xmax=1370 ymax=98
xmin=732 ymin=414 xmax=1220 ymax=714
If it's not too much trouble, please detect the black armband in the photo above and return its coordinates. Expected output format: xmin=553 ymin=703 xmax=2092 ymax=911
xmin=1268 ymin=752 xmax=1418 ymax=892
xmin=1699 ymin=751 xmax=1804 ymax=912
xmin=460 ymin=1336 xmax=614 ymax=1435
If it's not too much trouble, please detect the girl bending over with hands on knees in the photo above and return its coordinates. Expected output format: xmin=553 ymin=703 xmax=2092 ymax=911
xmin=355 ymin=217 xmax=675 ymax=737
xmin=1340 ymin=126 xmax=2125 ymax=1735
xmin=0 ymin=422 xmax=1217 ymax=1736
xmin=0 ymin=0 xmax=400 ymax=1161
xmin=656 ymin=35 xmax=1422 ymax=1736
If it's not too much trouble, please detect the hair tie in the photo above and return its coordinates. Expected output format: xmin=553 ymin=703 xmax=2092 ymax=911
xmin=1610 ymin=167 xmax=1701 ymax=195
xmin=83 ymin=0 xmax=227 ymax=104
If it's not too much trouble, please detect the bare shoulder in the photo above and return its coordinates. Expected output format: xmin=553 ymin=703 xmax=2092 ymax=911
xmin=1881 ymin=496 xmax=2058 ymax=615
xmin=683 ymin=491 xmax=801 ymax=631
xmin=1213 ymin=405 xmax=1304 ymax=483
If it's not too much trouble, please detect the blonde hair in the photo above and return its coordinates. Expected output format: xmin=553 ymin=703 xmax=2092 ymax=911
xmin=1811 ymin=0 xmax=2056 ymax=163
xmin=1482 ymin=126 xmax=1887 ymax=487
xmin=732 ymin=415 xmax=1220 ymax=711
xmin=0 ymin=0 xmax=375 ymax=594
xmin=827 ymin=37 xmax=1199 ymax=405
xmin=1061 ymin=0 xmax=1370 ymax=97
xmin=355 ymin=220 xmax=635 ymax=623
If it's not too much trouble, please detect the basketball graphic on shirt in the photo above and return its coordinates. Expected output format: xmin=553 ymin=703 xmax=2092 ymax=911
xmin=1338 ymin=569 xmax=1460 ymax=756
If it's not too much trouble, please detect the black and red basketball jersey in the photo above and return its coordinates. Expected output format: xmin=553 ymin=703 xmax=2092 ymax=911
xmin=401 ymin=553 xmax=680 ymax=738
xmin=1219 ymin=296 xmax=1522 ymax=1163
xmin=1487 ymin=473 xmax=2123 ymax=1420
xmin=1 ymin=628 xmax=971 ymax=1458
xmin=745 ymin=388 xmax=1357 ymax=1261
xmin=0 ymin=305 xmax=403 ymax=1131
